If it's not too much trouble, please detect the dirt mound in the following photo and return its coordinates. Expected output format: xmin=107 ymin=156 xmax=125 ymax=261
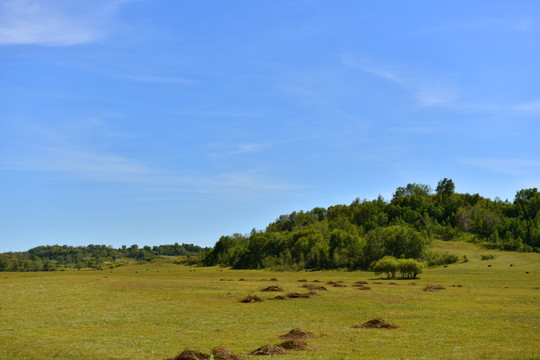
xmin=240 ymin=295 xmax=264 ymax=303
xmin=297 ymin=279 xmax=307 ymax=282
xmin=300 ymin=284 xmax=327 ymax=291
xmin=327 ymin=280 xmax=346 ymax=287
xmin=167 ymin=349 xmax=210 ymax=360
xmin=278 ymin=328 xmax=314 ymax=340
xmin=249 ymin=345 xmax=289 ymax=356
xmin=268 ymin=295 xmax=289 ymax=300
xmin=450 ymin=284 xmax=463 ymax=287
xmin=238 ymin=278 xmax=246 ymax=281
xmin=356 ymin=286 xmax=371 ymax=290
xmin=278 ymin=339 xmax=311 ymax=350
xmin=353 ymin=281 xmax=369 ymax=286
xmin=285 ymin=292 xmax=314 ymax=299
xmin=423 ymin=285 xmax=445 ymax=291
xmin=270 ymin=278 xmax=278 ymax=281
xmin=211 ymin=347 xmax=244 ymax=360
xmin=261 ymin=285 xmax=283 ymax=292
xmin=352 ymin=318 xmax=398 ymax=329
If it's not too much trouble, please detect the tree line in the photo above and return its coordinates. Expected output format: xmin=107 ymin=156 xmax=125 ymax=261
xmin=201 ymin=179 xmax=539 ymax=270
xmin=0 ymin=243 xmax=206 ymax=272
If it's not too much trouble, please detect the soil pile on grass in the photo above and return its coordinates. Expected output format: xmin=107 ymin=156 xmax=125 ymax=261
xmin=300 ymin=284 xmax=328 ymax=291
xmin=297 ymin=279 xmax=307 ymax=282
xmin=211 ymin=347 xmax=244 ymax=360
xmin=286 ymin=291 xmax=319 ymax=299
xmin=249 ymin=345 xmax=289 ymax=356
xmin=327 ymin=281 xmax=346 ymax=287
xmin=278 ymin=328 xmax=314 ymax=340
xmin=240 ymin=295 xmax=264 ymax=303
xmin=352 ymin=318 xmax=398 ymax=329
xmin=270 ymin=278 xmax=278 ymax=281
xmin=268 ymin=295 xmax=289 ymax=300
xmin=278 ymin=339 xmax=311 ymax=350
xmin=167 ymin=349 xmax=210 ymax=360
xmin=423 ymin=285 xmax=445 ymax=291
xmin=261 ymin=285 xmax=283 ymax=292
xmin=355 ymin=285 xmax=371 ymax=290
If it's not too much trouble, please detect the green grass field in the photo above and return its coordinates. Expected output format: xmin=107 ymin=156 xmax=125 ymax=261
xmin=1 ymin=241 xmax=539 ymax=360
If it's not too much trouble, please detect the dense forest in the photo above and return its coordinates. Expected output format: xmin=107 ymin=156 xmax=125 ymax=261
xmin=202 ymin=179 xmax=540 ymax=270
xmin=0 ymin=243 xmax=206 ymax=272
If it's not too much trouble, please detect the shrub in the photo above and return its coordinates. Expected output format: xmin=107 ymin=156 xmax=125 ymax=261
xmin=480 ymin=254 xmax=495 ymax=260
xmin=372 ymin=256 xmax=399 ymax=278
xmin=397 ymin=258 xmax=424 ymax=279
xmin=425 ymin=251 xmax=460 ymax=266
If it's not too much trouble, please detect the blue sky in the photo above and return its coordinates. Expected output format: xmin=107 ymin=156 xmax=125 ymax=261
xmin=1 ymin=0 xmax=539 ymax=253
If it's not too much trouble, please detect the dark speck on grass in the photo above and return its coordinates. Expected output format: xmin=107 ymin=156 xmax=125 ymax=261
xmin=297 ymin=279 xmax=307 ymax=282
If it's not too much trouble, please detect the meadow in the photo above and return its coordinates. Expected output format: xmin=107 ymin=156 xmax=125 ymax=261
xmin=1 ymin=241 xmax=539 ymax=360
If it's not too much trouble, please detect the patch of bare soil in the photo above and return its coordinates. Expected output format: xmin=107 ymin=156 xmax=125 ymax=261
xmin=167 ymin=349 xmax=210 ymax=360
xmin=238 ymin=278 xmax=246 ymax=281
xmin=278 ymin=339 xmax=311 ymax=350
xmin=423 ymin=285 xmax=445 ymax=291
xmin=261 ymin=285 xmax=283 ymax=292
xmin=268 ymin=295 xmax=289 ymax=300
xmin=278 ymin=328 xmax=314 ymax=340
xmin=270 ymin=278 xmax=278 ymax=281
xmin=300 ymin=284 xmax=328 ymax=291
xmin=450 ymin=284 xmax=463 ymax=287
xmin=327 ymin=280 xmax=346 ymax=287
xmin=211 ymin=347 xmax=244 ymax=360
xmin=313 ymin=279 xmax=321 ymax=283
xmin=297 ymin=279 xmax=308 ymax=282
xmin=352 ymin=318 xmax=398 ymax=329
xmin=249 ymin=345 xmax=289 ymax=356
xmin=240 ymin=295 xmax=264 ymax=303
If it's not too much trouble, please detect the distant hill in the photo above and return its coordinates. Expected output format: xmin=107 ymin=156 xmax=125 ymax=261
xmin=0 ymin=243 xmax=206 ymax=272
xmin=202 ymin=179 xmax=539 ymax=270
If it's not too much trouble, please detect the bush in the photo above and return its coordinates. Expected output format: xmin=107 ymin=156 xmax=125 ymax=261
xmin=480 ymin=254 xmax=495 ymax=260
xmin=397 ymin=258 xmax=424 ymax=279
xmin=425 ymin=251 xmax=460 ymax=266
xmin=372 ymin=256 xmax=399 ymax=278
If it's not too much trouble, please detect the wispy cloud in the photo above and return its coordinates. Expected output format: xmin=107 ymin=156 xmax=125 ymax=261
xmin=2 ymin=122 xmax=296 ymax=196
xmin=460 ymin=157 xmax=540 ymax=176
xmin=0 ymin=0 xmax=136 ymax=46
xmin=342 ymin=54 xmax=459 ymax=106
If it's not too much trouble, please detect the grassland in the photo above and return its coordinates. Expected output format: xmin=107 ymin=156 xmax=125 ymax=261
xmin=1 ymin=241 xmax=539 ymax=360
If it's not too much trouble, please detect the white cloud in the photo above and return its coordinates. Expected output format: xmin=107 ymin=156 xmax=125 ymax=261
xmin=0 ymin=0 xmax=135 ymax=46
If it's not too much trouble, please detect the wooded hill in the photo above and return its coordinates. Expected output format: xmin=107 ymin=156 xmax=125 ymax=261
xmin=0 ymin=243 xmax=206 ymax=272
xmin=202 ymin=179 xmax=540 ymax=270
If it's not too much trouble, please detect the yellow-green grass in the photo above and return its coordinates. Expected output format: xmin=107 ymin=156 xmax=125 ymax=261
xmin=1 ymin=241 xmax=539 ymax=360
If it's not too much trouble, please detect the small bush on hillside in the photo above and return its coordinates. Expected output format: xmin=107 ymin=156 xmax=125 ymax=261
xmin=372 ymin=256 xmax=399 ymax=278
xmin=480 ymin=254 xmax=495 ymax=260
xmin=425 ymin=251 xmax=460 ymax=266
xmin=397 ymin=258 xmax=424 ymax=279
xmin=372 ymin=256 xmax=423 ymax=279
